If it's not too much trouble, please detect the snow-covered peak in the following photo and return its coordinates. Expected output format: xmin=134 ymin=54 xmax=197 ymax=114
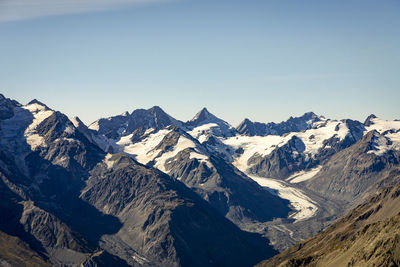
xmin=112 ymin=126 xmax=209 ymax=172
xmin=190 ymin=107 xmax=216 ymax=123
xmin=365 ymin=117 xmax=400 ymax=134
xmin=185 ymin=108 xmax=235 ymax=138
xmin=23 ymin=100 xmax=50 ymax=113
xmin=225 ymin=119 xmax=354 ymax=172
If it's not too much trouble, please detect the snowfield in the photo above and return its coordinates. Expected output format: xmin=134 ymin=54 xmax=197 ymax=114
xmin=247 ymin=174 xmax=318 ymax=222
xmin=223 ymin=119 xmax=351 ymax=172
xmin=113 ymin=128 xmax=212 ymax=172
xmin=365 ymin=118 xmax=400 ymax=155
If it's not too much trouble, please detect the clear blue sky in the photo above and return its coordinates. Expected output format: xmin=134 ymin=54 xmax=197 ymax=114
xmin=1 ymin=0 xmax=399 ymax=126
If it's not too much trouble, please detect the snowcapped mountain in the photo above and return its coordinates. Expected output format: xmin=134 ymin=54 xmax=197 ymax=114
xmin=0 ymin=94 xmax=278 ymax=266
xmin=89 ymin=106 xmax=183 ymax=140
xmin=222 ymin=118 xmax=365 ymax=178
xmin=93 ymin=122 xmax=290 ymax=229
xmin=1 ymin=92 xmax=400 ymax=266
xmin=185 ymin=108 xmax=237 ymax=139
xmin=236 ymin=112 xmax=324 ymax=136
xmin=86 ymin=103 xmax=400 ymax=252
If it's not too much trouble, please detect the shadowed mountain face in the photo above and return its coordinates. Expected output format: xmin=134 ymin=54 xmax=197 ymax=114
xmin=0 ymin=94 xmax=279 ymax=266
xmin=258 ymin=179 xmax=400 ymax=267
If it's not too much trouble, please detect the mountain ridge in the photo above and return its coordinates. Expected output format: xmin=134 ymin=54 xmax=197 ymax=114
xmin=1 ymin=93 xmax=399 ymax=266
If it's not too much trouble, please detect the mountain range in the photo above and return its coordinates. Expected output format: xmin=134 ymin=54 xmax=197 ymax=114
xmin=0 ymin=93 xmax=399 ymax=266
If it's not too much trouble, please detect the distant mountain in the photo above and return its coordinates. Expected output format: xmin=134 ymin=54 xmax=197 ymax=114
xmin=0 ymin=94 xmax=278 ymax=266
xmin=2 ymin=92 xmax=400 ymax=266
xmin=227 ymin=118 xmax=365 ymax=179
xmin=236 ymin=112 xmax=323 ymax=136
xmin=93 ymin=122 xmax=291 ymax=231
xmin=87 ymin=103 xmax=400 ymax=254
xmin=185 ymin=108 xmax=237 ymax=138
xmin=89 ymin=106 xmax=183 ymax=140
xmin=258 ymin=177 xmax=400 ymax=267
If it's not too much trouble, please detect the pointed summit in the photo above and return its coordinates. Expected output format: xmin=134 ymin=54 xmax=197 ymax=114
xmin=236 ymin=118 xmax=275 ymax=136
xmin=28 ymin=98 xmax=46 ymax=106
xmin=185 ymin=108 xmax=236 ymax=137
xmin=364 ymin=114 xmax=378 ymax=126
xmin=149 ymin=105 xmax=164 ymax=113
xmin=27 ymin=98 xmax=50 ymax=110
xmin=190 ymin=107 xmax=217 ymax=124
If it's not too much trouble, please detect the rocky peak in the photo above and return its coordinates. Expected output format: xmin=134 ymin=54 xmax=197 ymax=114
xmin=364 ymin=114 xmax=378 ymax=126
xmin=0 ymin=94 xmax=21 ymax=120
xmin=190 ymin=107 xmax=216 ymax=123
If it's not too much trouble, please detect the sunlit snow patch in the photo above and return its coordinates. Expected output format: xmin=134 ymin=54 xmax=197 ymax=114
xmin=247 ymin=174 xmax=318 ymax=222
xmin=223 ymin=120 xmax=350 ymax=171
xmin=22 ymin=103 xmax=54 ymax=150
xmin=286 ymin=166 xmax=322 ymax=183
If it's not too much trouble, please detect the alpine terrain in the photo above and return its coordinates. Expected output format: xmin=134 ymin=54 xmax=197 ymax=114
xmin=1 ymin=93 xmax=399 ymax=266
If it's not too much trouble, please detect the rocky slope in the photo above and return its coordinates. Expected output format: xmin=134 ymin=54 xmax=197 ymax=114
xmin=304 ymin=130 xmax=400 ymax=204
xmin=2 ymin=92 xmax=400 ymax=266
xmin=82 ymin=153 xmax=276 ymax=266
xmin=0 ymin=230 xmax=51 ymax=267
xmin=258 ymin=178 xmax=400 ymax=267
